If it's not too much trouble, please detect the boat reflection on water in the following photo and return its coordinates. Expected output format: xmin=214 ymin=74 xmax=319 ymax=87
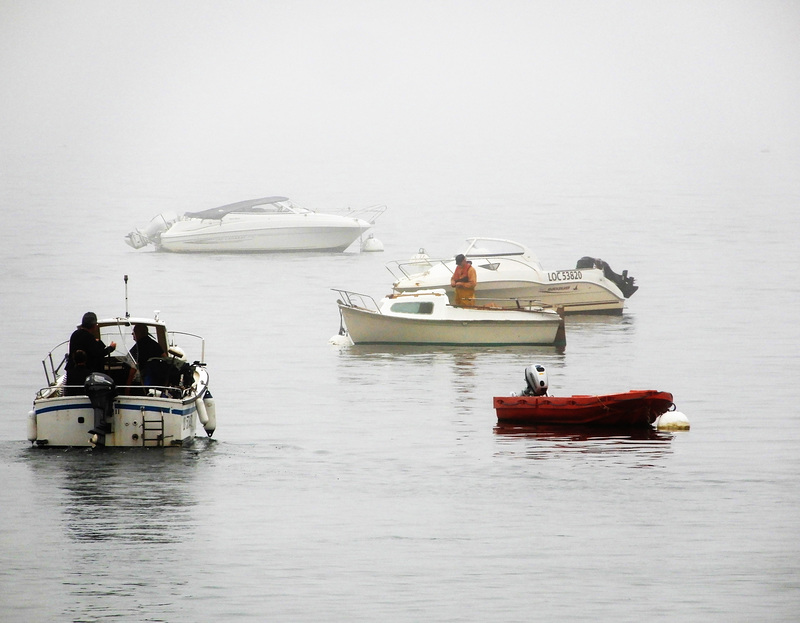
xmin=493 ymin=425 xmax=674 ymax=467
xmin=563 ymin=311 xmax=637 ymax=344
xmin=23 ymin=441 xmax=213 ymax=543
xmin=18 ymin=442 xmax=216 ymax=623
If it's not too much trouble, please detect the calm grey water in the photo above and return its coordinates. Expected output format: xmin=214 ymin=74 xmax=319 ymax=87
xmin=1 ymin=145 xmax=798 ymax=622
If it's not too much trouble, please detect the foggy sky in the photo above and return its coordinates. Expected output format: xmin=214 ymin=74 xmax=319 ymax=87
xmin=1 ymin=0 xmax=799 ymax=205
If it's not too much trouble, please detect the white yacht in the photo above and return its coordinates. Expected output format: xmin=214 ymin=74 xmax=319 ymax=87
xmin=387 ymin=238 xmax=638 ymax=314
xmin=125 ymin=196 xmax=385 ymax=253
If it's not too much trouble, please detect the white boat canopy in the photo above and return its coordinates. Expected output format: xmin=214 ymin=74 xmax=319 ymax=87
xmin=185 ymin=196 xmax=300 ymax=220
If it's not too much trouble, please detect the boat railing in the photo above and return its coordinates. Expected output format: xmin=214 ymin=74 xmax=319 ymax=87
xmin=386 ymin=253 xmax=543 ymax=281
xmin=337 ymin=204 xmax=387 ymax=224
xmin=42 ymin=340 xmax=70 ymax=388
xmin=385 ymin=257 xmax=441 ymax=280
xmin=38 ymin=331 xmax=205 ymax=393
xmin=167 ymin=330 xmax=206 ymax=364
xmin=332 ymin=289 xmax=382 ymax=314
xmin=37 ymin=383 xmax=202 ymax=400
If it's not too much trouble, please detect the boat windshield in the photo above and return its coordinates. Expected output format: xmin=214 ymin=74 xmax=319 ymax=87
xmin=96 ymin=320 xmax=205 ymax=363
xmin=237 ymin=199 xmax=310 ymax=215
xmin=97 ymin=322 xmax=168 ymax=359
xmin=461 ymin=238 xmax=527 ymax=257
xmin=185 ymin=197 xmax=310 ymax=220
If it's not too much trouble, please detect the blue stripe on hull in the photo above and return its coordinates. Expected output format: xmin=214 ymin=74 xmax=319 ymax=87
xmin=35 ymin=400 xmax=196 ymax=417
xmin=35 ymin=402 xmax=89 ymax=415
xmin=116 ymin=403 xmax=196 ymax=416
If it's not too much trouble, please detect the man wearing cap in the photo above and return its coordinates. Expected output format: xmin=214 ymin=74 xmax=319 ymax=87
xmin=65 ymin=312 xmax=117 ymax=393
xmin=450 ymin=254 xmax=477 ymax=307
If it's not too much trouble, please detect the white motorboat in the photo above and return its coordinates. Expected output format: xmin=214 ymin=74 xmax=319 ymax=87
xmin=386 ymin=238 xmax=638 ymax=314
xmin=125 ymin=196 xmax=385 ymax=253
xmin=28 ymin=298 xmax=216 ymax=448
xmin=333 ymin=288 xmax=565 ymax=345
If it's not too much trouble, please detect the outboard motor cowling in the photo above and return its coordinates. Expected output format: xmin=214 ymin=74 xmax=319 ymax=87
xmin=523 ymin=364 xmax=549 ymax=396
xmin=576 ymin=256 xmax=638 ymax=298
xmin=84 ymin=372 xmax=117 ymax=442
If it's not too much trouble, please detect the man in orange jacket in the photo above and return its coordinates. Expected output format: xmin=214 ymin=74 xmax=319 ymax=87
xmin=450 ymin=253 xmax=477 ymax=307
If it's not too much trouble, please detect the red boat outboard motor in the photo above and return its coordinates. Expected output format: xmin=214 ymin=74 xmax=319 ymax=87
xmin=84 ymin=372 xmax=117 ymax=445
xmin=522 ymin=364 xmax=549 ymax=396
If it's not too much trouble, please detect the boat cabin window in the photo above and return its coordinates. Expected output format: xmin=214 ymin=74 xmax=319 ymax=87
xmin=390 ymin=301 xmax=434 ymax=314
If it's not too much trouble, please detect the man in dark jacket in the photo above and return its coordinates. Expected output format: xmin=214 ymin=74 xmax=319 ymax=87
xmin=127 ymin=324 xmax=166 ymax=388
xmin=65 ymin=312 xmax=116 ymax=393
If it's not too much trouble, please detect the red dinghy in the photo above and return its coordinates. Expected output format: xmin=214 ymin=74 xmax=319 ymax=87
xmin=494 ymin=390 xmax=674 ymax=427
xmin=494 ymin=365 xmax=674 ymax=428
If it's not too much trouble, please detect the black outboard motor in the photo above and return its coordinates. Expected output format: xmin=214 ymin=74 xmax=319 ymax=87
xmin=576 ymin=256 xmax=638 ymax=298
xmin=84 ymin=372 xmax=117 ymax=444
xmin=522 ymin=364 xmax=549 ymax=397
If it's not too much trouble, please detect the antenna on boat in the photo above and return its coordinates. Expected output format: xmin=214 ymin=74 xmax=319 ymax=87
xmin=124 ymin=274 xmax=129 ymax=318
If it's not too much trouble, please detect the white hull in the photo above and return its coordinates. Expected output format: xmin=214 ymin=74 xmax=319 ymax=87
xmin=33 ymin=393 xmax=200 ymax=447
xmin=337 ymin=290 xmax=564 ymax=345
xmin=159 ymin=216 xmax=371 ymax=253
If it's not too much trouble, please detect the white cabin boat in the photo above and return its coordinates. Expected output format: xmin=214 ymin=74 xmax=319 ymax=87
xmin=28 ymin=313 xmax=215 ymax=448
xmin=334 ymin=289 xmax=565 ymax=345
xmin=125 ymin=196 xmax=385 ymax=253
xmin=387 ymin=238 xmax=638 ymax=314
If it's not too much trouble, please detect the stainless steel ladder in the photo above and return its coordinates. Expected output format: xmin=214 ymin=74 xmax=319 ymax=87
xmin=142 ymin=412 xmax=165 ymax=446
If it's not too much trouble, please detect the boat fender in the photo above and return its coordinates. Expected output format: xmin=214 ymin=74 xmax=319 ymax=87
xmin=361 ymin=234 xmax=384 ymax=252
xmin=655 ymin=411 xmax=690 ymax=431
xmin=27 ymin=410 xmax=37 ymax=442
xmin=195 ymin=395 xmax=209 ymax=426
xmin=202 ymin=392 xmax=216 ymax=437
xmin=329 ymin=333 xmax=351 ymax=346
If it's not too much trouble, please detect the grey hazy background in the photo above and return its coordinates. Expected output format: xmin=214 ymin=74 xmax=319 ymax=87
xmin=2 ymin=0 xmax=799 ymax=216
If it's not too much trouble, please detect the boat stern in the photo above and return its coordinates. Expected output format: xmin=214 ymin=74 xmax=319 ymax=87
xmin=32 ymin=394 xmax=200 ymax=448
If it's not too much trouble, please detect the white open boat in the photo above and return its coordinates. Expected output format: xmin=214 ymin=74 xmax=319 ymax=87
xmin=333 ymin=288 xmax=565 ymax=345
xmin=28 ymin=304 xmax=215 ymax=448
xmin=386 ymin=238 xmax=638 ymax=314
xmin=125 ymin=196 xmax=385 ymax=253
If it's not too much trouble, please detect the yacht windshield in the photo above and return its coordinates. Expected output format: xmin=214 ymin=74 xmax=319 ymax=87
xmin=185 ymin=196 xmax=310 ymax=219
xmin=462 ymin=238 xmax=526 ymax=257
xmin=243 ymin=200 xmax=306 ymax=214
